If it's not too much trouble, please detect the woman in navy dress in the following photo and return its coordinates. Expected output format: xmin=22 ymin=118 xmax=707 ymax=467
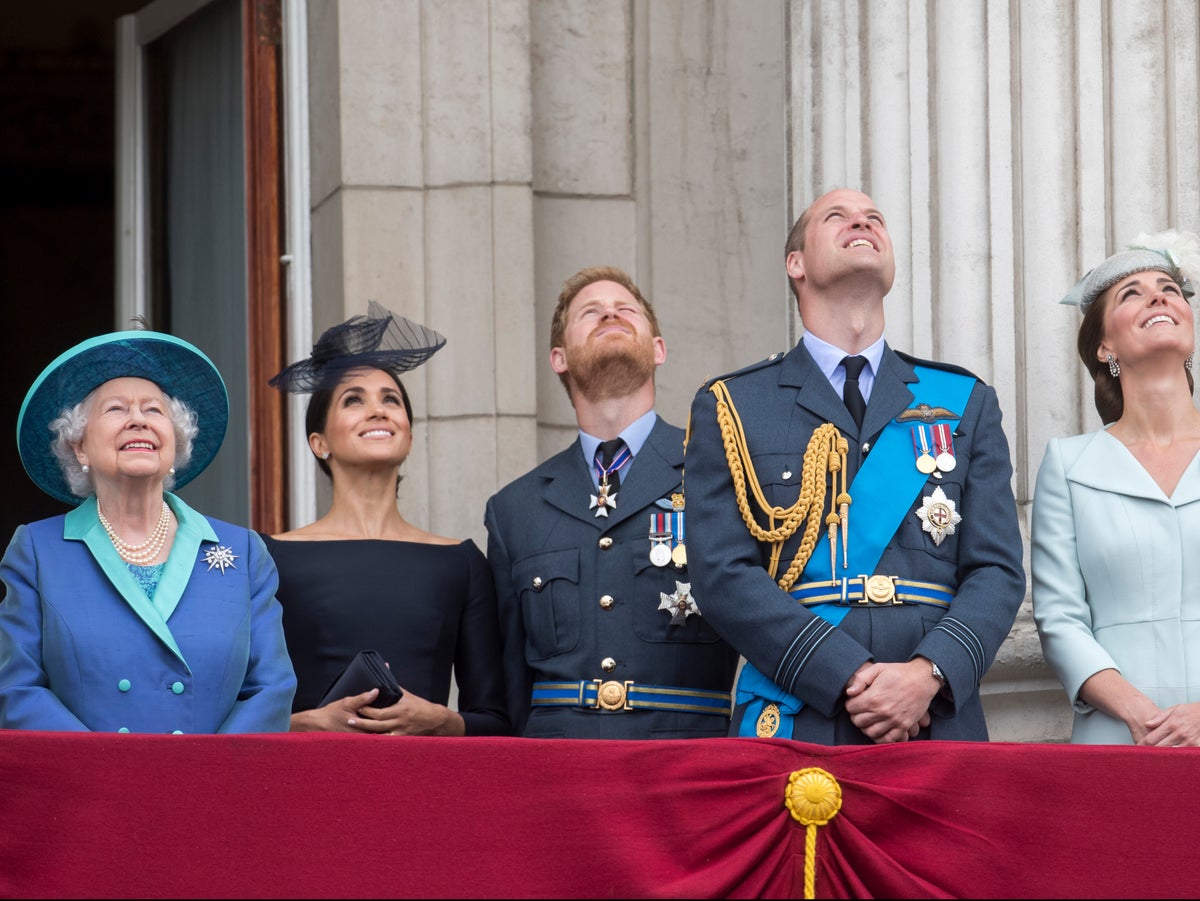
xmin=264 ymin=303 xmax=507 ymax=736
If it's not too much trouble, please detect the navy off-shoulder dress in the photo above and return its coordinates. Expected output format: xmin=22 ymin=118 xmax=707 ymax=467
xmin=260 ymin=536 xmax=509 ymax=736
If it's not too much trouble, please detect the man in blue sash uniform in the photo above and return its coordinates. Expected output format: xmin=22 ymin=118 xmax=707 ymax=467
xmin=485 ymin=266 xmax=740 ymax=738
xmin=684 ymin=189 xmax=1024 ymax=743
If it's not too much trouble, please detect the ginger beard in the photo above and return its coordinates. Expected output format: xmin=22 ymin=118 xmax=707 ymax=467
xmin=564 ymin=324 xmax=658 ymax=402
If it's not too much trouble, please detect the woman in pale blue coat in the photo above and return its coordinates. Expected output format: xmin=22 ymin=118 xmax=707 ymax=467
xmin=0 ymin=330 xmax=296 ymax=733
xmin=1033 ymin=231 xmax=1200 ymax=745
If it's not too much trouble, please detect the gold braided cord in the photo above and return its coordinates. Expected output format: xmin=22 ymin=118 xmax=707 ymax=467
xmin=708 ymin=380 xmax=849 ymax=591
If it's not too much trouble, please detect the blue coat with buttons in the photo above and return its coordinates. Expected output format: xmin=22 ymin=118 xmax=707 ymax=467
xmin=0 ymin=494 xmax=296 ymax=734
xmin=484 ymin=416 xmax=741 ymax=739
xmin=684 ymin=341 xmax=1025 ymax=743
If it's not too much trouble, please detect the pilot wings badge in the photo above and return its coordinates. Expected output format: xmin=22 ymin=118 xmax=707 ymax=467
xmin=896 ymin=402 xmax=960 ymax=423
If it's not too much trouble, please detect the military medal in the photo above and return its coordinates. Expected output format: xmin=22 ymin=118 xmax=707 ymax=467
xmin=590 ymin=442 xmax=631 ymax=518
xmin=659 ymin=581 xmax=700 ymax=625
xmin=756 ymin=702 xmax=781 ymax=738
xmin=916 ymin=485 xmax=962 ymax=546
xmin=933 ymin=423 xmax=957 ymax=472
xmin=911 ymin=426 xmax=937 ymax=474
xmin=649 ymin=513 xmax=672 ymax=566
xmin=589 ymin=483 xmax=617 ymax=517
xmin=670 ymin=495 xmax=687 ymax=568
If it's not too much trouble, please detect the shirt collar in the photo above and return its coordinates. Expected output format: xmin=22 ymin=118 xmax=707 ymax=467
xmin=802 ymin=330 xmax=885 ymax=401
xmin=579 ymin=408 xmax=658 ymax=466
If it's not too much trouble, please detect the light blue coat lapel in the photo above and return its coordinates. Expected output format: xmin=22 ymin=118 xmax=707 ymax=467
xmin=1068 ymin=429 xmax=1200 ymax=506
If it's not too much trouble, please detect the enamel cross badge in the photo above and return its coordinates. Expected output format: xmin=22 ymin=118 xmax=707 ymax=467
xmin=916 ymin=486 xmax=961 ymax=546
xmin=590 ymin=484 xmax=617 ymax=518
xmin=659 ymin=581 xmax=700 ymax=626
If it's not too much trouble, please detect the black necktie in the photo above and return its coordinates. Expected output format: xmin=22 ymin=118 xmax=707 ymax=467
xmin=841 ymin=355 xmax=868 ymax=430
xmin=596 ymin=438 xmax=625 ymax=494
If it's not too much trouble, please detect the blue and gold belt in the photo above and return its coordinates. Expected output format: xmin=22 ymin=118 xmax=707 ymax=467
xmin=532 ymin=680 xmax=732 ymax=715
xmin=790 ymin=575 xmax=954 ymax=608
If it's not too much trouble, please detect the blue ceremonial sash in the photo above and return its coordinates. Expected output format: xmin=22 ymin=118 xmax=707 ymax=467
xmin=737 ymin=365 xmax=975 ymax=737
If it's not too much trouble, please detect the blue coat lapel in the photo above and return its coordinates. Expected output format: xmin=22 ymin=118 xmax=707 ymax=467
xmin=603 ymin=418 xmax=682 ymax=530
xmin=63 ymin=494 xmax=220 ymax=665
xmin=781 ymin=340 xmax=918 ymax=439
xmin=541 ymin=416 xmax=682 ymax=530
xmin=542 ymin=440 xmax=604 ymax=527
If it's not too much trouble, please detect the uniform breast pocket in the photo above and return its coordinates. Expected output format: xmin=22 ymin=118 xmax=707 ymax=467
xmin=512 ymin=548 xmax=582 ymax=661
xmin=632 ymin=557 xmax=724 ymax=644
xmin=896 ymin=475 xmax=963 ymax=561
xmin=749 ymin=452 xmax=805 ymax=510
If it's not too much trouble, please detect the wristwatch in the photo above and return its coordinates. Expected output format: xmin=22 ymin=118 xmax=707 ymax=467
xmin=930 ymin=660 xmax=946 ymax=687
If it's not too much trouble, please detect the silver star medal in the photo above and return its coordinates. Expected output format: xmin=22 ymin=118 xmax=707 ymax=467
xmin=916 ymin=486 xmax=962 ymax=547
xmin=203 ymin=545 xmax=239 ymax=574
xmin=590 ymin=483 xmax=617 ymax=518
xmin=659 ymin=581 xmax=700 ymax=626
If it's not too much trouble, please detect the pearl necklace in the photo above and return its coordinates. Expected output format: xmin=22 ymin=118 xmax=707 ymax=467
xmin=96 ymin=500 xmax=173 ymax=566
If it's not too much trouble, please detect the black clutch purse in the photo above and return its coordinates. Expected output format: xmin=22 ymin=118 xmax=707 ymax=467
xmin=319 ymin=649 xmax=403 ymax=707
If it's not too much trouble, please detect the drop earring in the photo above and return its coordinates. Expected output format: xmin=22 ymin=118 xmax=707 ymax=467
xmin=1107 ymin=353 xmax=1121 ymax=379
xmin=1187 ymin=354 xmax=1194 ymax=372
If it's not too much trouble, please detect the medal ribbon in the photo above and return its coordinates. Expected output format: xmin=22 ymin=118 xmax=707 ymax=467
xmin=911 ymin=425 xmax=933 ymax=460
xmin=594 ymin=443 xmax=632 ymax=488
xmin=934 ymin=423 xmax=954 ymax=457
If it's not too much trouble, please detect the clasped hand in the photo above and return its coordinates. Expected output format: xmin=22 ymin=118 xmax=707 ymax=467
xmin=843 ymin=660 xmax=937 ymax=743
xmin=1137 ymin=702 xmax=1200 ymax=747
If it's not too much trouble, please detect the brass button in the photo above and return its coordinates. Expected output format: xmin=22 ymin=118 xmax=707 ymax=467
xmin=601 ymin=657 xmax=616 ymax=672
xmin=599 ymin=595 xmax=614 ymax=609
xmin=599 ymin=536 xmax=613 ymax=549
xmin=532 ymin=576 xmax=543 ymax=590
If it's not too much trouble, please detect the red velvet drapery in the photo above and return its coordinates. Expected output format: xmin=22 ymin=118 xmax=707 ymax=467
xmin=0 ymin=732 xmax=1195 ymax=899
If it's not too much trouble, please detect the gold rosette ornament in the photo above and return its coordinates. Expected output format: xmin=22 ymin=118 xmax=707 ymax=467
xmin=785 ymin=768 xmax=842 ymax=899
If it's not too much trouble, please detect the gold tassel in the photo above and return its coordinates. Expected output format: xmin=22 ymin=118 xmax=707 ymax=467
xmin=785 ymin=768 xmax=843 ymax=900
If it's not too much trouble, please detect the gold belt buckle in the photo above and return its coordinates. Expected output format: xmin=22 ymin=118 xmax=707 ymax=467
xmin=861 ymin=575 xmax=899 ymax=605
xmin=594 ymin=679 xmax=632 ymax=711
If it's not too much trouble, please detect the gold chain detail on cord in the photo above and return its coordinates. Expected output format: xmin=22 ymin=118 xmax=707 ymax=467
xmin=96 ymin=499 xmax=172 ymax=565
xmin=708 ymin=380 xmax=849 ymax=591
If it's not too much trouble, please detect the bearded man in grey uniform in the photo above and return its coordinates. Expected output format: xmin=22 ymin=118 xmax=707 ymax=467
xmin=485 ymin=265 xmax=739 ymax=739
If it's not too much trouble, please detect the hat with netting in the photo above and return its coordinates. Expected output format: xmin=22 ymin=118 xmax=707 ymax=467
xmin=269 ymin=301 xmax=447 ymax=393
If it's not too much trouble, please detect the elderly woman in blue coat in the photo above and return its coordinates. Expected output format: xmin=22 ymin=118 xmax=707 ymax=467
xmin=1033 ymin=230 xmax=1200 ymax=746
xmin=0 ymin=329 xmax=296 ymax=733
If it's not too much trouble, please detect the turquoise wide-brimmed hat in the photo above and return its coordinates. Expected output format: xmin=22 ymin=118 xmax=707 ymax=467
xmin=17 ymin=330 xmax=229 ymax=506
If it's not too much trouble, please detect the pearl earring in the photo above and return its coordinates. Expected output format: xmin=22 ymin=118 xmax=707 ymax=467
xmin=169 ymin=466 xmax=176 ymax=475
xmin=1107 ymin=353 xmax=1120 ymax=379
xmin=321 ymin=452 xmax=330 ymax=460
xmin=81 ymin=464 xmax=89 ymax=474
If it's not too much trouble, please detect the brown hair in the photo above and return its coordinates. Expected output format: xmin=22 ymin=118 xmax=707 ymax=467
xmin=1076 ymin=285 xmax=1195 ymax=424
xmin=305 ymin=368 xmax=412 ymax=491
xmin=549 ymin=266 xmax=661 ymax=395
xmin=784 ymin=202 xmax=818 ymax=302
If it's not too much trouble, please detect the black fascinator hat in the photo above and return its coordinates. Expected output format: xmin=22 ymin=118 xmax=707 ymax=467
xmin=270 ymin=301 xmax=447 ymax=393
